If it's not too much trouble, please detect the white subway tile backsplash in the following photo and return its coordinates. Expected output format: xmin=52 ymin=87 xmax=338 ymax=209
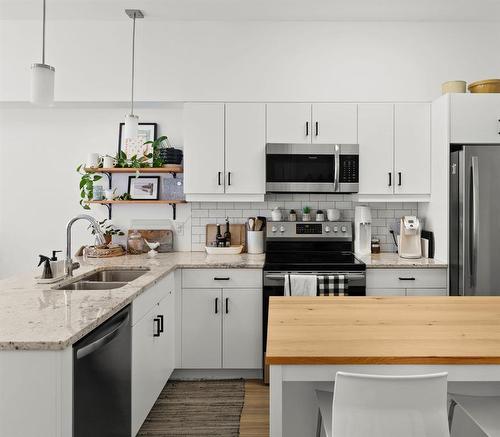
xmin=189 ymin=197 xmax=419 ymax=253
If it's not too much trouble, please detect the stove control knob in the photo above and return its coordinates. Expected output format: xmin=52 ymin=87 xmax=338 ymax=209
xmin=279 ymin=226 xmax=285 ymax=233
xmin=325 ymin=226 xmax=331 ymax=233
xmin=333 ymin=226 xmax=339 ymax=233
xmin=341 ymin=226 xmax=347 ymax=233
xmin=271 ymin=226 xmax=277 ymax=233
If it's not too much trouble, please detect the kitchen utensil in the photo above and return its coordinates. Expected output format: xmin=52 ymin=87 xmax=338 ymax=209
xmin=468 ymin=79 xmax=500 ymax=93
xmin=247 ymin=231 xmax=264 ymax=254
xmin=441 ymin=80 xmax=466 ymax=94
xmin=205 ymin=245 xmax=244 ymax=255
xmin=254 ymin=218 xmax=264 ymax=231
xmin=248 ymin=218 xmax=255 ymax=231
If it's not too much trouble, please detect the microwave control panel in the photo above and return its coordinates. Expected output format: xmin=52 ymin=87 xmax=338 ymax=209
xmin=339 ymin=155 xmax=359 ymax=183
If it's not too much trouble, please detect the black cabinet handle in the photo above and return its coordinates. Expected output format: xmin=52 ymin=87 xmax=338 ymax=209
xmin=388 ymin=172 xmax=392 ymax=187
xmin=305 ymin=121 xmax=309 ymax=136
xmin=315 ymin=121 xmax=319 ymax=136
xmin=218 ymin=171 xmax=222 ymax=186
xmin=225 ymin=298 xmax=229 ymax=314
xmin=157 ymin=315 xmax=164 ymax=333
xmin=398 ymin=172 xmax=402 ymax=186
xmin=398 ymin=277 xmax=416 ymax=281
xmin=215 ymin=297 xmax=219 ymax=314
xmin=228 ymin=172 xmax=232 ymax=186
xmin=213 ymin=277 xmax=230 ymax=281
xmin=153 ymin=318 xmax=161 ymax=337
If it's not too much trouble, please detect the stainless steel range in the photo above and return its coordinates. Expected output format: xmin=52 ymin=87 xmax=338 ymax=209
xmin=262 ymin=220 xmax=366 ymax=381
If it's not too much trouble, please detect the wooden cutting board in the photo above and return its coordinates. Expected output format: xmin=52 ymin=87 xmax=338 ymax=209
xmin=206 ymin=224 xmax=246 ymax=250
xmin=127 ymin=229 xmax=174 ymax=253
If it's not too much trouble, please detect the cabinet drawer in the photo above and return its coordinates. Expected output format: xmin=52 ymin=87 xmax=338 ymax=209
xmin=366 ymin=288 xmax=406 ymax=297
xmin=366 ymin=269 xmax=447 ymax=289
xmin=182 ymin=269 xmax=262 ymax=289
xmin=132 ymin=272 xmax=175 ymax=326
xmin=406 ymin=288 xmax=448 ymax=296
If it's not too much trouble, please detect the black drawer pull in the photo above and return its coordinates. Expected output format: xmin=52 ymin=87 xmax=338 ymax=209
xmin=225 ymin=297 xmax=229 ymax=314
xmin=305 ymin=121 xmax=309 ymax=136
xmin=153 ymin=318 xmax=161 ymax=337
xmin=399 ymin=277 xmax=416 ymax=281
xmin=398 ymin=172 xmax=402 ymax=186
xmin=157 ymin=315 xmax=164 ymax=333
xmin=215 ymin=297 xmax=219 ymax=314
xmin=213 ymin=277 xmax=230 ymax=281
xmin=388 ymin=172 xmax=392 ymax=187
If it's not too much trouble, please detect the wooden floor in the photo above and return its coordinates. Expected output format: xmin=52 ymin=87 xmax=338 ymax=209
xmin=239 ymin=380 xmax=269 ymax=436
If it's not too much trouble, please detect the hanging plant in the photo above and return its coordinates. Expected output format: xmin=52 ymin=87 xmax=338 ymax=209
xmin=76 ymin=164 xmax=102 ymax=210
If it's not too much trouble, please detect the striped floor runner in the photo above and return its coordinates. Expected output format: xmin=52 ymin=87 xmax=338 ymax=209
xmin=138 ymin=379 xmax=245 ymax=436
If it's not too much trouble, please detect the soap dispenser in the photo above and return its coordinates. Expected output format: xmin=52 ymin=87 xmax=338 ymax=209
xmin=38 ymin=255 xmax=53 ymax=279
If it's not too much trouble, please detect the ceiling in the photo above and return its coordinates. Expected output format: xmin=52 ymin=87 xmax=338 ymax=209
xmin=1 ymin=0 xmax=500 ymax=21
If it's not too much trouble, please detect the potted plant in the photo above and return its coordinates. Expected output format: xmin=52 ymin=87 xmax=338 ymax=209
xmin=144 ymin=136 xmax=183 ymax=165
xmin=77 ymin=164 xmax=103 ymax=209
xmin=88 ymin=219 xmax=125 ymax=245
xmin=302 ymin=206 xmax=311 ymax=222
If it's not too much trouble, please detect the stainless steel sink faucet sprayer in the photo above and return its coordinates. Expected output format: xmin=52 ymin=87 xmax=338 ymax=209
xmin=66 ymin=214 xmax=106 ymax=277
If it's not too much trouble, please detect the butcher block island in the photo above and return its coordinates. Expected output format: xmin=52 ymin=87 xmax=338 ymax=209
xmin=266 ymin=296 xmax=500 ymax=437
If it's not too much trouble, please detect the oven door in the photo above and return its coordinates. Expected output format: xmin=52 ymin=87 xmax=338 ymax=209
xmin=266 ymin=143 xmax=359 ymax=193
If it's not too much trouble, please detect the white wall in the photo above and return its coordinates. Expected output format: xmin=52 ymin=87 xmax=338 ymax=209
xmin=2 ymin=20 xmax=500 ymax=102
xmin=0 ymin=106 xmax=190 ymax=278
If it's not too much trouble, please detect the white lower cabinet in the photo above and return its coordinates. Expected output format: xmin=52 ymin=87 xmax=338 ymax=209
xmin=366 ymin=268 xmax=448 ymax=297
xmin=132 ymin=274 xmax=175 ymax=436
xmin=181 ymin=269 xmax=262 ymax=370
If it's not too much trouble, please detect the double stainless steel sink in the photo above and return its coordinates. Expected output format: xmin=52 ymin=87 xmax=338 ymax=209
xmin=54 ymin=268 xmax=149 ymax=291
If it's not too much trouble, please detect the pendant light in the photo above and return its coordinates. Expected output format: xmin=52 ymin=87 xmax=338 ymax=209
xmin=124 ymin=9 xmax=144 ymax=140
xmin=31 ymin=0 xmax=55 ymax=106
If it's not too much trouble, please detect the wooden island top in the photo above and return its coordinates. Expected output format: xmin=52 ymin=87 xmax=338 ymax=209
xmin=265 ymin=296 xmax=500 ymax=365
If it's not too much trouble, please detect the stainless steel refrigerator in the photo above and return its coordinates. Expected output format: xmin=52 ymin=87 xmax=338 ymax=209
xmin=450 ymin=145 xmax=500 ymax=296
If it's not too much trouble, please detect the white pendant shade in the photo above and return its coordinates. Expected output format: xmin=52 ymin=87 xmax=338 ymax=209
xmin=30 ymin=63 xmax=55 ymax=106
xmin=124 ymin=114 xmax=139 ymax=139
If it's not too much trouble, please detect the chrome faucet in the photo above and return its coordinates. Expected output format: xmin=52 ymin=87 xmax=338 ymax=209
xmin=66 ymin=214 xmax=106 ymax=277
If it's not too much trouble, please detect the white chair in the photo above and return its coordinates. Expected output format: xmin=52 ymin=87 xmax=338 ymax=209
xmin=448 ymin=391 xmax=500 ymax=436
xmin=315 ymin=371 xmax=450 ymax=437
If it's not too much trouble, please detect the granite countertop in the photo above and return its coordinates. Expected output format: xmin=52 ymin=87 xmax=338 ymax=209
xmin=0 ymin=252 xmax=265 ymax=352
xmin=357 ymin=252 xmax=448 ymax=269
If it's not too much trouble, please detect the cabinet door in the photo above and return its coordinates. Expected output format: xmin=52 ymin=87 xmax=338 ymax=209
xmin=406 ymin=288 xmax=448 ymax=296
xmin=366 ymin=289 xmax=406 ymax=297
xmin=183 ymin=103 xmax=225 ymax=194
xmin=181 ymin=289 xmax=222 ymax=368
xmin=266 ymin=103 xmax=312 ymax=143
xmin=225 ymin=103 xmax=266 ymax=194
xmin=222 ymin=288 xmax=262 ymax=369
xmin=394 ymin=103 xmax=431 ymax=195
xmin=158 ymin=289 xmax=175 ymax=386
xmin=132 ymin=303 xmax=165 ymax=436
xmin=358 ymin=104 xmax=394 ymax=195
xmin=312 ymin=103 xmax=358 ymax=144
xmin=450 ymin=94 xmax=500 ymax=144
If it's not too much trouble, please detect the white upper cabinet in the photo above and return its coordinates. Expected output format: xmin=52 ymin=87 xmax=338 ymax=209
xmin=183 ymin=103 xmax=225 ymax=194
xmin=311 ymin=103 xmax=358 ymax=144
xmin=358 ymin=104 xmax=394 ymax=195
xmin=450 ymin=94 xmax=500 ymax=144
xmin=394 ymin=103 xmax=431 ymax=195
xmin=225 ymin=103 xmax=266 ymax=195
xmin=266 ymin=103 xmax=311 ymax=143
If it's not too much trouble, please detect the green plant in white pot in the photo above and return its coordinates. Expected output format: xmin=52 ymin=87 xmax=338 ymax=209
xmin=302 ymin=206 xmax=311 ymax=222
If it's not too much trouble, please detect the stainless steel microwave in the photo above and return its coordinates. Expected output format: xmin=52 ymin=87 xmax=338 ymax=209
xmin=265 ymin=143 xmax=359 ymax=193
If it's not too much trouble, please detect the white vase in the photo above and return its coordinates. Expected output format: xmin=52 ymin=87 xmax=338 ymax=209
xmin=302 ymin=213 xmax=311 ymax=222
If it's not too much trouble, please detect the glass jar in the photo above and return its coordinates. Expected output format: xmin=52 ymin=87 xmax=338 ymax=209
xmin=371 ymin=238 xmax=381 ymax=254
xmin=127 ymin=230 xmax=144 ymax=255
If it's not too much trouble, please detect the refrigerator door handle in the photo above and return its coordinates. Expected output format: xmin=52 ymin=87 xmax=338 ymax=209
xmin=470 ymin=156 xmax=479 ymax=289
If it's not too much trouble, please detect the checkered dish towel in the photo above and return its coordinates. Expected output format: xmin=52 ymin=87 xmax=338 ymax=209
xmin=317 ymin=275 xmax=348 ymax=296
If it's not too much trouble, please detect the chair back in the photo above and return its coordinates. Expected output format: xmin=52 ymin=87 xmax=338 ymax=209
xmin=332 ymin=371 xmax=450 ymax=437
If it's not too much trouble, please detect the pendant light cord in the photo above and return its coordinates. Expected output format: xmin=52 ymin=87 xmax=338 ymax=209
xmin=130 ymin=12 xmax=136 ymax=116
xmin=42 ymin=0 xmax=46 ymax=64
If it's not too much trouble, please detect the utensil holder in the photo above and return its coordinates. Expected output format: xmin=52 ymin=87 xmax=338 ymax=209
xmin=247 ymin=231 xmax=264 ymax=254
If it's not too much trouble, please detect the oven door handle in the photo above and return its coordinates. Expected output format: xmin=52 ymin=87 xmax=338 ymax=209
xmin=265 ymin=273 xmax=365 ymax=280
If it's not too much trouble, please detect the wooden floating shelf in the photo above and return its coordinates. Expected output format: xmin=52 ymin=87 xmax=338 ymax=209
xmin=84 ymin=165 xmax=183 ymax=174
xmin=86 ymin=200 xmax=186 ymax=205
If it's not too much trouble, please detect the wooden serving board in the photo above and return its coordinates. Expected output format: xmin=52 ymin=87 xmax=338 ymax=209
xmin=206 ymin=224 xmax=246 ymax=250
xmin=127 ymin=230 xmax=174 ymax=253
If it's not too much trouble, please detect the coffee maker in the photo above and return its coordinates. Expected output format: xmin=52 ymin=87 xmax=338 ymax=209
xmin=354 ymin=206 xmax=372 ymax=255
xmin=398 ymin=216 xmax=422 ymax=259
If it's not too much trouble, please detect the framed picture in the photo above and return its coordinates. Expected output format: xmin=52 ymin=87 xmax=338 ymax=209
xmin=128 ymin=176 xmax=160 ymax=200
xmin=118 ymin=122 xmax=157 ymax=160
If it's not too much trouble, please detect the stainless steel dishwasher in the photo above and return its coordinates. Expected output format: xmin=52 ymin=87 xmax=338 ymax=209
xmin=73 ymin=305 xmax=131 ymax=437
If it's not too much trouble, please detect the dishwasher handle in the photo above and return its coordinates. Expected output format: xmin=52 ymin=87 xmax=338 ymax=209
xmin=76 ymin=311 xmax=130 ymax=360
